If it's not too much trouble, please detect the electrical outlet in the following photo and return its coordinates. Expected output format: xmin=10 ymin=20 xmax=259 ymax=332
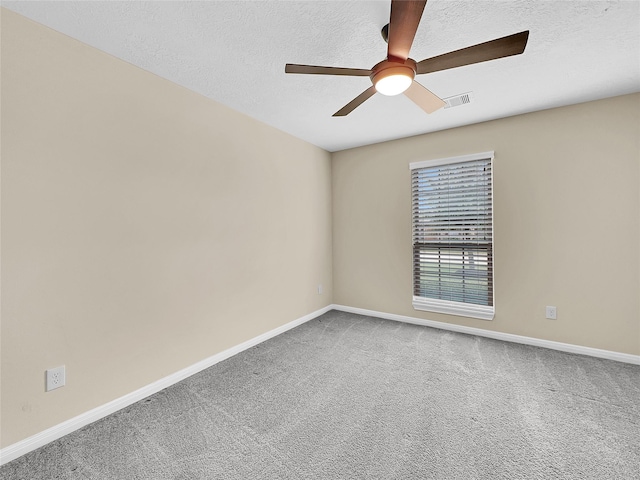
xmin=46 ymin=366 xmax=66 ymax=391
xmin=317 ymin=284 xmax=323 ymax=295
xmin=545 ymin=306 xmax=557 ymax=320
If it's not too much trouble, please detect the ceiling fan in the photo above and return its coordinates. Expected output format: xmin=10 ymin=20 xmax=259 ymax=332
xmin=285 ymin=0 xmax=529 ymax=117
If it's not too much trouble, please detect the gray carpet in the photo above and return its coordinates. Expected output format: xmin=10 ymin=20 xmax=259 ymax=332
xmin=2 ymin=310 xmax=639 ymax=479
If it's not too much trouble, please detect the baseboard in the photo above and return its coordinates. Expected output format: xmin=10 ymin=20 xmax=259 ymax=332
xmin=331 ymin=304 xmax=640 ymax=366
xmin=4 ymin=303 xmax=636 ymax=465
xmin=0 ymin=304 xmax=333 ymax=466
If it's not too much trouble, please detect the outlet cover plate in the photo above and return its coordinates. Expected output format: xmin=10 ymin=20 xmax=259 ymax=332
xmin=545 ymin=306 xmax=557 ymax=320
xmin=46 ymin=365 xmax=66 ymax=391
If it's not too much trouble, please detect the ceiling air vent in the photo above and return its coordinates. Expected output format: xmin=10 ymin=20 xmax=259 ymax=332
xmin=443 ymin=92 xmax=473 ymax=109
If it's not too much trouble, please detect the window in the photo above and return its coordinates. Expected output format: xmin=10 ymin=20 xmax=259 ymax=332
xmin=410 ymin=152 xmax=494 ymax=320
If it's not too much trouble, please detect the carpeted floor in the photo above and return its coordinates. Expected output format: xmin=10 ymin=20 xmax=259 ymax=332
xmin=2 ymin=310 xmax=639 ymax=479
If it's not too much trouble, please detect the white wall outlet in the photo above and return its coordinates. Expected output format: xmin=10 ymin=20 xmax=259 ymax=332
xmin=545 ymin=306 xmax=557 ymax=320
xmin=46 ymin=365 xmax=66 ymax=391
xmin=317 ymin=284 xmax=323 ymax=295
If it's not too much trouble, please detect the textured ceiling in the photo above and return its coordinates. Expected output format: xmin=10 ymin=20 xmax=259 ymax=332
xmin=3 ymin=1 xmax=639 ymax=152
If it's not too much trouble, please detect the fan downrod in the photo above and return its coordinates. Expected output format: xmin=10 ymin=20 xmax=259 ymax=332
xmin=381 ymin=23 xmax=389 ymax=43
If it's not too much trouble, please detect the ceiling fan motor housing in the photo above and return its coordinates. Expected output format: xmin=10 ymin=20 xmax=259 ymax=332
xmin=370 ymin=58 xmax=416 ymax=90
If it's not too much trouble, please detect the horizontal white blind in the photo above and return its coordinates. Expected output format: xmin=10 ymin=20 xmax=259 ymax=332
xmin=412 ymin=156 xmax=493 ymax=308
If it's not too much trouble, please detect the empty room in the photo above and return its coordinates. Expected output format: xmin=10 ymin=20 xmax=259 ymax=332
xmin=1 ymin=1 xmax=639 ymax=478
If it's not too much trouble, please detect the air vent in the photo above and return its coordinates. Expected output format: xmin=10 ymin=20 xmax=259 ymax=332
xmin=443 ymin=92 xmax=473 ymax=109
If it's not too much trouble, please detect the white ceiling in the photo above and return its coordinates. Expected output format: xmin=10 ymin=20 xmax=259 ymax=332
xmin=3 ymin=1 xmax=639 ymax=152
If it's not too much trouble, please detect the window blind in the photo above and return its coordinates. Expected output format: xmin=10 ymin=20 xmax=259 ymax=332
xmin=411 ymin=152 xmax=494 ymax=320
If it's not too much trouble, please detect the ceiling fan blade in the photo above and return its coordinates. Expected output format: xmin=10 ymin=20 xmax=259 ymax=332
xmin=285 ymin=64 xmax=372 ymax=76
xmin=404 ymin=81 xmax=445 ymax=114
xmin=387 ymin=0 xmax=427 ymax=61
xmin=333 ymin=86 xmax=377 ymax=117
xmin=416 ymin=30 xmax=530 ymax=75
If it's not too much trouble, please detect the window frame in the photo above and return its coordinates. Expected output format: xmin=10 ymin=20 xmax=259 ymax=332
xmin=410 ymin=151 xmax=495 ymax=321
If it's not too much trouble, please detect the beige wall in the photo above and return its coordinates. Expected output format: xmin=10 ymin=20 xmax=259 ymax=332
xmin=333 ymin=94 xmax=640 ymax=356
xmin=1 ymin=9 xmax=332 ymax=447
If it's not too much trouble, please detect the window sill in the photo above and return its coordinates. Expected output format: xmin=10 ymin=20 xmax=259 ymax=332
xmin=413 ymin=297 xmax=494 ymax=321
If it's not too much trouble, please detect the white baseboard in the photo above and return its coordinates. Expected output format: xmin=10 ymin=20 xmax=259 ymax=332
xmin=331 ymin=304 xmax=640 ymax=366
xmin=0 ymin=304 xmax=333 ymax=466
xmin=3 ymin=303 xmax=637 ymax=466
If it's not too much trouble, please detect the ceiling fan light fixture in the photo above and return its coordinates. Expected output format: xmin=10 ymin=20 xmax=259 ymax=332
xmin=372 ymin=65 xmax=415 ymax=96
xmin=284 ymin=0 xmax=529 ymax=117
